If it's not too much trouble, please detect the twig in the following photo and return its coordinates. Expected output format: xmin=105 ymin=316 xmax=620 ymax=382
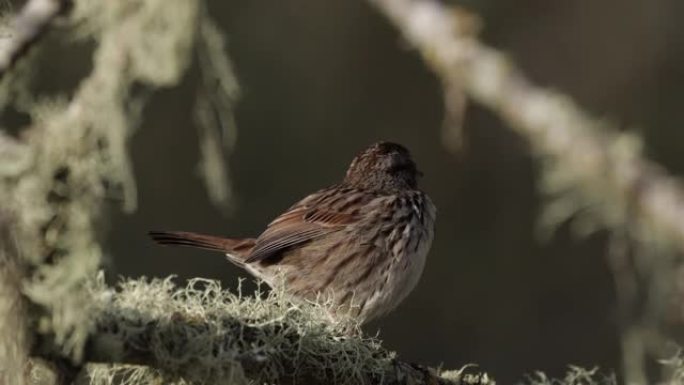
xmin=0 ymin=0 xmax=68 ymax=78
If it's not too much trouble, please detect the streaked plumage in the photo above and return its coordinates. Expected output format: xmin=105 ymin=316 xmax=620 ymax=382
xmin=150 ymin=141 xmax=436 ymax=324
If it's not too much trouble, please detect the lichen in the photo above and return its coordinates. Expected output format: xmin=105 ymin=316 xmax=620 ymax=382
xmin=522 ymin=367 xmax=616 ymax=385
xmin=82 ymin=276 xmax=391 ymax=385
xmin=0 ymin=0 xmax=239 ymax=366
xmin=194 ymin=8 xmax=240 ymax=209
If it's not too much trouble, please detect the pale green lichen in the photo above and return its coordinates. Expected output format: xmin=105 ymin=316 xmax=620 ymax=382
xmin=523 ymin=367 xmax=616 ymax=385
xmin=0 ymin=220 xmax=31 ymax=385
xmin=81 ymin=276 xmax=390 ymax=385
xmin=441 ymin=364 xmax=496 ymax=385
xmin=659 ymin=349 xmax=684 ymax=385
xmin=12 ymin=0 xmax=201 ymax=360
xmin=194 ymin=8 xmax=240 ymax=209
xmin=0 ymin=0 xmax=239 ymax=369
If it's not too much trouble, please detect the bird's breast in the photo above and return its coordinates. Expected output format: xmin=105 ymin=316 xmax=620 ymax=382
xmin=356 ymin=192 xmax=436 ymax=322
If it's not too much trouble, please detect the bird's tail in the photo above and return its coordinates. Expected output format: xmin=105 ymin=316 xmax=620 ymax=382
xmin=148 ymin=231 xmax=255 ymax=259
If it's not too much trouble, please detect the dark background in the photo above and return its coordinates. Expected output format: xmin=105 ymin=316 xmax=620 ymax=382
xmin=93 ymin=0 xmax=684 ymax=382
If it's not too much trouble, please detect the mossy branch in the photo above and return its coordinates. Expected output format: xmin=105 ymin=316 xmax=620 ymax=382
xmin=368 ymin=0 xmax=684 ymax=382
xmin=30 ymin=277 xmax=482 ymax=385
xmin=0 ymin=0 xmax=239 ymax=382
xmin=0 ymin=0 xmax=69 ymax=78
xmin=369 ymin=0 xmax=684 ymax=252
xmin=0 ymin=211 xmax=32 ymax=385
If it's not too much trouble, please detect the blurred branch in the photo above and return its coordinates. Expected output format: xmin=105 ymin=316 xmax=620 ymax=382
xmin=369 ymin=0 xmax=684 ymax=251
xmin=0 ymin=0 xmax=68 ymax=78
xmin=194 ymin=8 xmax=241 ymax=210
xmin=0 ymin=0 xmax=201 ymax=375
xmin=369 ymin=0 xmax=684 ymax=383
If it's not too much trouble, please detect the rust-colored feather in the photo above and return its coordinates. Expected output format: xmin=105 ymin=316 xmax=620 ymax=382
xmin=245 ymin=199 xmax=361 ymax=264
xmin=149 ymin=231 xmax=255 ymax=257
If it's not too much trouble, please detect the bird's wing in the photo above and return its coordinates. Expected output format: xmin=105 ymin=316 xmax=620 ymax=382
xmin=245 ymin=188 xmax=363 ymax=264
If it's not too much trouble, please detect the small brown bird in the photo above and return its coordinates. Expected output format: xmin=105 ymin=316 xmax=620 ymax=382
xmin=150 ymin=141 xmax=436 ymax=324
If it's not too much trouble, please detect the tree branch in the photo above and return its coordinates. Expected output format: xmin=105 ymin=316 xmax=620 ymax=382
xmin=369 ymin=0 xmax=684 ymax=252
xmin=368 ymin=1 xmax=684 ymax=383
xmin=80 ymin=318 xmax=453 ymax=385
xmin=0 ymin=211 xmax=32 ymax=385
xmin=30 ymin=278 xmax=483 ymax=385
xmin=0 ymin=0 xmax=68 ymax=78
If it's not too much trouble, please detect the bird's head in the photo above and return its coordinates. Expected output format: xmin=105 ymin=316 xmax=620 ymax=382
xmin=344 ymin=141 xmax=421 ymax=191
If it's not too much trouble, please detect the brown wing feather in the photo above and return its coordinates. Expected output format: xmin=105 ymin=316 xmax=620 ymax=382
xmin=245 ymin=191 xmax=361 ymax=264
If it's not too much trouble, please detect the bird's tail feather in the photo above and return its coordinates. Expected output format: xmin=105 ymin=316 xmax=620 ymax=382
xmin=148 ymin=231 xmax=255 ymax=257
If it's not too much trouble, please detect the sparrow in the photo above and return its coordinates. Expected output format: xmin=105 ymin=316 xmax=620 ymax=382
xmin=149 ymin=141 xmax=436 ymax=324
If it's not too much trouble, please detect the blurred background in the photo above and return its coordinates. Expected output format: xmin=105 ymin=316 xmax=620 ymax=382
xmin=31 ymin=0 xmax=682 ymax=382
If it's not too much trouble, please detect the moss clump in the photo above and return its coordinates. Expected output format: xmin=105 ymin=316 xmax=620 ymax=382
xmin=82 ymin=276 xmax=398 ymax=385
xmin=523 ymin=367 xmax=616 ymax=385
